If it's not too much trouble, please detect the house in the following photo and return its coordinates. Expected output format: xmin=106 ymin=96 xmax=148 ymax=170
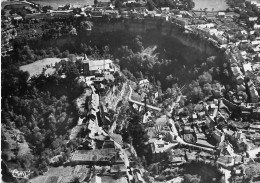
xmin=236 ymin=75 xmax=244 ymax=85
xmin=171 ymin=16 xmax=188 ymax=27
xmin=241 ymin=30 xmax=247 ymax=35
xmin=222 ymin=143 xmax=234 ymax=156
xmin=139 ymin=79 xmax=149 ymax=89
xmin=183 ymin=133 xmax=196 ymax=143
xmin=161 ymin=7 xmax=170 ymax=12
xmin=185 ymin=151 xmax=197 ymax=162
xmin=232 ymin=168 xmax=243 ymax=176
xmin=251 ymin=40 xmax=260 ymax=45
xmin=192 ymin=113 xmax=198 ymax=121
xmin=253 ymin=107 xmax=260 ymax=118
xmin=148 ymin=138 xmax=178 ymax=162
xmin=82 ymin=59 xmax=115 ymax=76
xmin=237 ymin=84 xmax=246 ymax=92
xmin=133 ymin=170 xmax=145 ymax=183
xmin=249 ymin=17 xmax=258 ymax=21
xmin=49 ymin=154 xmax=63 ymax=166
xmin=248 ymin=80 xmax=259 ymax=103
xmin=212 ymin=129 xmax=225 ymax=144
xmin=250 ymin=124 xmax=260 ymax=132
xmin=235 ymin=131 xmax=250 ymax=151
xmin=90 ymin=175 xmax=102 ymax=183
xmin=169 ymin=156 xmax=186 ymax=166
xmin=110 ymin=164 xmax=127 ymax=174
xmin=217 ymin=155 xmax=233 ymax=167
xmin=102 ymin=140 xmax=116 ymax=149
xmin=231 ymin=66 xmax=243 ymax=77
xmin=198 ymin=111 xmax=206 ymax=119
xmin=197 ymin=23 xmax=215 ymax=29
xmin=218 ymin=12 xmax=226 ymax=18
xmin=243 ymin=63 xmax=253 ymax=73
xmin=254 ymin=24 xmax=260 ymax=29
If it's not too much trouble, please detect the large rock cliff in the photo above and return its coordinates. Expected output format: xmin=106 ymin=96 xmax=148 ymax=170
xmin=91 ymin=19 xmax=223 ymax=61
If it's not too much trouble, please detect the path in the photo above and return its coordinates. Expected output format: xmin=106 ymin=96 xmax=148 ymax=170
xmin=91 ymin=86 xmax=130 ymax=167
xmin=89 ymin=86 xmax=131 ymax=181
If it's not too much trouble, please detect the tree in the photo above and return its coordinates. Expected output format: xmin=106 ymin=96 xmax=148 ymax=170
xmin=68 ymin=54 xmax=76 ymax=62
xmin=62 ymin=50 xmax=70 ymax=58
xmin=17 ymin=154 xmax=34 ymax=169
xmin=65 ymin=62 xmax=80 ymax=80
xmin=128 ymin=112 xmax=149 ymax=156
xmin=71 ymin=176 xmax=80 ymax=183
xmin=203 ymin=83 xmax=212 ymax=96
xmin=198 ymin=72 xmax=212 ymax=85
xmin=54 ymin=47 xmax=60 ymax=56
xmin=166 ymin=74 xmax=174 ymax=83
xmin=183 ymin=174 xmax=200 ymax=183
xmin=42 ymin=5 xmax=53 ymax=13
xmin=115 ymin=0 xmax=122 ymax=8
xmin=183 ymin=0 xmax=195 ymax=10
xmin=238 ymin=91 xmax=248 ymax=101
xmin=132 ymin=35 xmax=144 ymax=53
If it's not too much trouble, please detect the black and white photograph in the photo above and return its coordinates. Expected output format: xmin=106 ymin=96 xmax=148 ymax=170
xmin=1 ymin=0 xmax=260 ymax=182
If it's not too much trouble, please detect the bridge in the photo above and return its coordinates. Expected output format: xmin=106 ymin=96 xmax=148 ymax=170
xmin=128 ymin=86 xmax=162 ymax=112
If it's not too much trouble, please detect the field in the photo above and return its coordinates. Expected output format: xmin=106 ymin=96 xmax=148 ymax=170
xmin=30 ymin=166 xmax=75 ymax=183
xmin=19 ymin=58 xmax=62 ymax=78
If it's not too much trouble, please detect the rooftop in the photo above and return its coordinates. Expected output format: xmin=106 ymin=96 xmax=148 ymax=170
xmin=83 ymin=59 xmax=114 ymax=71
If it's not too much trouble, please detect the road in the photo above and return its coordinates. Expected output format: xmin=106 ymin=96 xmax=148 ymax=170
xmin=167 ymin=103 xmax=215 ymax=152
xmin=128 ymin=86 xmax=162 ymax=111
xmin=89 ymin=86 xmax=131 ymax=180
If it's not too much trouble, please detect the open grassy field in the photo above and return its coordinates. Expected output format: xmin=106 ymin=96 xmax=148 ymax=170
xmin=19 ymin=58 xmax=61 ymax=78
xmin=30 ymin=166 xmax=75 ymax=183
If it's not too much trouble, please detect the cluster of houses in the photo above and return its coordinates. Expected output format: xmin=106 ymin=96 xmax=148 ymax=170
xmin=134 ymin=73 xmax=260 ymax=181
xmin=0 ymin=0 xmax=243 ymax=53
xmin=3 ymin=0 xmax=260 ymax=59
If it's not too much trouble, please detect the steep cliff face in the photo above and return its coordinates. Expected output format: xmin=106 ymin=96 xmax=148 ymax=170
xmin=91 ymin=19 xmax=221 ymax=60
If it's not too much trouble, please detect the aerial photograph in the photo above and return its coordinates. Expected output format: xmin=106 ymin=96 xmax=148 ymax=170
xmin=1 ymin=0 xmax=260 ymax=182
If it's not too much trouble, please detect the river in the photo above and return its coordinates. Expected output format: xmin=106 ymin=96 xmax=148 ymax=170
xmin=193 ymin=0 xmax=228 ymax=11
xmin=1 ymin=0 xmax=109 ymax=9
xmin=3 ymin=0 xmax=260 ymax=11
xmin=193 ymin=0 xmax=260 ymax=11
xmin=30 ymin=0 xmax=95 ymax=8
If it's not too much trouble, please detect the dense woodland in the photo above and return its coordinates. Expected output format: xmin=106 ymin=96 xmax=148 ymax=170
xmin=2 ymin=58 xmax=84 ymax=176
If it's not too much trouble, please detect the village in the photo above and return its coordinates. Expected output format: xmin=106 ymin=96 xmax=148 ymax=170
xmin=1 ymin=0 xmax=260 ymax=183
xmin=16 ymin=48 xmax=258 ymax=183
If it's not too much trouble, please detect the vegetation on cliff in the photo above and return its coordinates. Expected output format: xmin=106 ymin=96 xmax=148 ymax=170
xmin=1 ymin=56 xmax=84 ymax=177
